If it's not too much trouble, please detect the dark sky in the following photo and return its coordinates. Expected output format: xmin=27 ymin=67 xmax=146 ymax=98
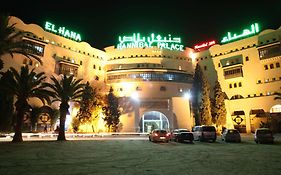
xmin=2 ymin=0 xmax=281 ymax=50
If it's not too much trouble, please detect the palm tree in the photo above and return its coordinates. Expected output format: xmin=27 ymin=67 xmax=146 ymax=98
xmin=44 ymin=75 xmax=84 ymax=141
xmin=0 ymin=14 xmax=42 ymax=70
xmin=0 ymin=65 xmax=52 ymax=142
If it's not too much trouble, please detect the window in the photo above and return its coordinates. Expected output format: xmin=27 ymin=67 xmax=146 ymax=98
xmin=245 ymin=56 xmax=249 ymax=61
xmin=204 ymin=66 xmax=207 ymax=71
xmin=272 ymin=78 xmax=276 ymax=81
xmin=238 ymin=82 xmax=242 ymax=87
xmin=93 ymin=65 xmax=96 ymax=69
xmin=29 ymin=60 xmax=33 ymax=66
xmin=218 ymin=63 xmax=221 ymax=67
xmin=80 ymin=61 xmax=83 ymax=65
xmin=234 ymin=83 xmax=237 ymax=88
xmin=95 ymin=76 xmax=99 ymax=81
xmin=23 ymin=58 xmax=27 ymax=65
xmin=270 ymin=64 xmax=274 ymax=69
xmin=276 ymin=62 xmax=280 ymax=68
xmin=99 ymin=66 xmax=101 ymax=70
xmin=229 ymin=84 xmax=232 ymax=88
xmin=23 ymin=40 xmax=45 ymax=56
xmin=258 ymin=44 xmax=281 ymax=60
xmin=264 ymin=65 xmax=268 ymax=70
xmin=58 ymin=62 xmax=78 ymax=77
xmin=224 ymin=66 xmax=243 ymax=79
xmin=136 ymin=86 xmax=142 ymax=91
xmin=160 ymin=86 xmax=166 ymax=91
xmin=257 ymin=80 xmax=262 ymax=84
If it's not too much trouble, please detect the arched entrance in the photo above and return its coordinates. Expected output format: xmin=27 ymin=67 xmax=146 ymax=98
xmin=270 ymin=104 xmax=281 ymax=133
xmin=140 ymin=111 xmax=169 ymax=133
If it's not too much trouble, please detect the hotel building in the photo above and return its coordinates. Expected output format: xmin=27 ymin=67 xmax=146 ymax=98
xmin=2 ymin=16 xmax=281 ymax=133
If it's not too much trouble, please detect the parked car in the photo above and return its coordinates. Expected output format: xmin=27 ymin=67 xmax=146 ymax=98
xmin=254 ymin=128 xmax=274 ymax=144
xmin=171 ymin=129 xmax=194 ymax=143
xmin=192 ymin=125 xmax=217 ymax=142
xmin=149 ymin=129 xmax=171 ymax=142
xmin=221 ymin=128 xmax=241 ymax=143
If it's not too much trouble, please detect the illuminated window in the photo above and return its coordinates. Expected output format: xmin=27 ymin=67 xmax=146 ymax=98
xmin=23 ymin=40 xmax=45 ymax=56
xmin=58 ymin=63 xmax=78 ymax=77
xmin=178 ymin=66 xmax=182 ymax=70
xmin=179 ymin=88 xmax=183 ymax=92
xmin=265 ymin=79 xmax=269 ymax=83
xmin=258 ymin=44 xmax=281 ymax=60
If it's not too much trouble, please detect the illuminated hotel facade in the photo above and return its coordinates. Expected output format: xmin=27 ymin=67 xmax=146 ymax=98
xmin=2 ymin=16 xmax=281 ymax=133
xmin=195 ymin=24 xmax=281 ymax=133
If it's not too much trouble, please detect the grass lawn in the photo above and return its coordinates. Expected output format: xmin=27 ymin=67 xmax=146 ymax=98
xmin=0 ymin=135 xmax=281 ymax=175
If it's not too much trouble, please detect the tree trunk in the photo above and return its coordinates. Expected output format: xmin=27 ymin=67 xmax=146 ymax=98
xmin=57 ymin=102 xmax=69 ymax=141
xmin=12 ymin=108 xmax=24 ymax=142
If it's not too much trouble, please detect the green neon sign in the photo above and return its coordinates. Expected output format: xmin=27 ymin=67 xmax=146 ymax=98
xmin=117 ymin=33 xmax=184 ymax=51
xmin=44 ymin=21 xmax=82 ymax=42
xmin=221 ymin=23 xmax=260 ymax=43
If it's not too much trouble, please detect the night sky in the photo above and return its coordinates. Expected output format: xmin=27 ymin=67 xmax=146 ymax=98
xmin=2 ymin=0 xmax=281 ymax=50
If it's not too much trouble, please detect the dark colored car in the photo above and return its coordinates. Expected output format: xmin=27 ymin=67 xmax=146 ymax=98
xmin=171 ymin=129 xmax=194 ymax=143
xmin=221 ymin=129 xmax=241 ymax=143
xmin=149 ymin=129 xmax=170 ymax=142
xmin=254 ymin=128 xmax=274 ymax=144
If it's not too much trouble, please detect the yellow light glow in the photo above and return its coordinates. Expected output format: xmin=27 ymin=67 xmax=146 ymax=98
xmin=189 ymin=52 xmax=196 ymax=62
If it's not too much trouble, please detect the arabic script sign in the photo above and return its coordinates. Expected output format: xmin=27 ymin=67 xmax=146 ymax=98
xmin=44 ymin=21 xmax=82 ymax=42
xmin=221 ymin=23 xmax=260 ymax=44
xmin=117 ymin=33 xmax=184 ymax=51
xmin=194 ymin=40 xmax=216 ymax=50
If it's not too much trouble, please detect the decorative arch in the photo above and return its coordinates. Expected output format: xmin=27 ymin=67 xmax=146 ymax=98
xmin=140 ymin=111 xmax=169 ymax=133
xmin=230 ymin=94 xmax=244 ymax=100
xmin=270 ymin=104 xmax=281 ymax=113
